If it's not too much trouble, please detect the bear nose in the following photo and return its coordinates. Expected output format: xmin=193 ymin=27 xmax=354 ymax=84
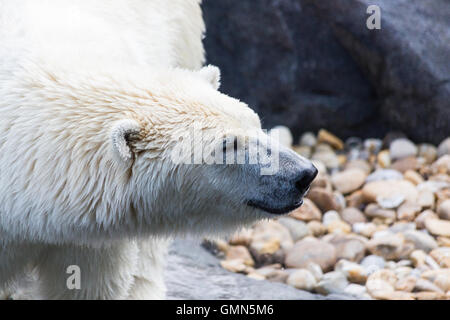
xmin=294 ymin=165 xmax=318 ymax=194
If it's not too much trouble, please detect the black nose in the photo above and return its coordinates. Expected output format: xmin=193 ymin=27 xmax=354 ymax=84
xmin=295 ymin=166 xmax=318 ymax=193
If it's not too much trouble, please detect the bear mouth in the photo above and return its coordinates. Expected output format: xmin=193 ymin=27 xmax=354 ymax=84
xmin=247 ymin=199 xmax=303 ymax=215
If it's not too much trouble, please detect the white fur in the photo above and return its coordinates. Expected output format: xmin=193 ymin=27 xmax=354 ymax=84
xmin=0 ymin=0 xmax=271 ymax=299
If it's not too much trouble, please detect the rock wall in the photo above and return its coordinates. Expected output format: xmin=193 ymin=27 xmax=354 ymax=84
xmin=202 ymin=0 xmax=450 ymax=143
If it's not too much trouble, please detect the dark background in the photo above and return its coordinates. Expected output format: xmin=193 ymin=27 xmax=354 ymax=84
xmin=202 ymin=0 xmax=450 ymax=144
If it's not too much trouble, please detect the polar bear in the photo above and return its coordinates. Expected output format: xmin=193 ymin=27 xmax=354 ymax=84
xmin=0 ymin=0 xmax=317 ymax=299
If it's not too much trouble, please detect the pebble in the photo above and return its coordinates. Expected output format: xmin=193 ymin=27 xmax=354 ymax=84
xmin=410 ymin=250 xmax=427 ymax=267
xmin=431 ymin=155 xmax=450 ymax=175
xmin=278 ymin=217 xmax=310 ymax=241
xmin=318 ymin=129 xmax=344 ymax=150
xmin=361 ymin=255 xmax=386 ymax=272
xmin=403 ymin=230 xmax=438 ymax=253
xmin=404 ymin=170 xmax=424 ymax=185
xmin=365 ymin=269 xmax=397 ymax=299
xmin=299 ymin=132 xmax=317 ymax=147
xmin=331 ymin=169 xmax=367 ymax=194
xmin=437 ymin=199 xmax=450 ymax=220
xmin=364 ymin=204 xmax=396 ymax=221
xmin=395 ymin=276 xmax=417 ymax=292
xmin=220 ymin=259 xmax=247 ymax=273
xmin=327 ymin=234 xmax=366 ymax=262
xmin=335 ymin=260 xmax=367 ymax=283
xmin=376 ymin=194 xmax=405 ymax=209
xmin=346 ymin=190 xmax=366 ymax=208
xmin=249 ymin=222 xmax=288 ymax=253
xmin=390 ymin=157 xmax=418 ymax=173
xmin=362 ymin=180 xmax=418 ymax=203
xmin=284 ymin=238 xmax=337 ymax=272
xmin=397 ymin=202 xmax=421 ymax=221
xmin=425 ymin=219 xmax=450 ymax=237
xmin=306 ymin=262 xmax=323 ymax=282
xmin=269 ymin=125 xmax=293 ymax=148
xmin=286 ymin=269 xmax=317 ymax=291
xmin=312 ymin=150 xmax=340 ymax=169
xmin=366 ymin=169 xmax=403 ymax=183
xmin=353 ymin=222 xmax=377 ymax=238
xmin=327 ymin=220 xmax=352 ymax=234
xmin=225 ymin=245 xmax=255 ymax=267
xmin=414 ymin=278 xmax=444 ymax=293
xmin=315 ymin=271 xmax=348 ymax=295
xmin=377 ymin=150 xmax=391 ymax=168
xmin=289 ymin=198 xmax=322 ymax=221
xmin=418 ymin=143 xmax=438 ymax=164
xmin=345 ymin=159 xmax=372 ymax=175
xmin=390 ymin=138 xmax=418 ymax=160
xmin=437 ymin=137 xmax=450 ymax=157
xmin=429 ymin=248 xmax=450 ymax=268
xmin=367 ymin=233 xmax=410 ymax=260
xmin=307 ymin=188 xmax=342 ymax=212
xmin=344 ymin=284 xmax=370 ymax=299
xmin=322 ymin=210 xmax=341 ymax=226
xmin=417 ymin=190 xmax=435 ymax=209
xmin=307 ymin=221 xmax=327 ymax=237
xmin=341 ymin=207 xmax=367 ymax=225
xmin=415 ymin=210 xmax=439 ymax=229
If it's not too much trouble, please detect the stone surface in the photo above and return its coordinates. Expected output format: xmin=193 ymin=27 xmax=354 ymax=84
xmin=166 ymin=240 xmax=353 ymax=299
xmin=327 ymin=234 xmax=366 ymax=263
xmin=269 ymin=125 xmax=293 ymax=148
xmin=307 ymin=188 xmax=342 ymax=212
xmin=397 ymin=202 xmax=422 ymax=222
xmin=425 ymin=219 xmax=450 ymax=237
xmin=335 ymin=260 xmax=367 ymax=284
xmin=317 ymin=129 xmax=344 ymax=150
xmin=286 ymin=269 xmax=317 ymax=291
xmin=315 ymin=271 xmax=349 ymax=295
xmin=202 ymin=0 xmax=450 ymax=144
xmin=366 ymin=169 xmax=403 ymax=183
xmin=289 ymin=198 xmax=322 ymax=222
xmin=225 ymin=245 xmax=255 ymax=267
xmin=438 ymin=138 xmax=450 ymax=157
xmin=367 ymin=234 xmax=411 ymax=260
xmin=278 ymin=217 xmax=310 ymax=241
xmin=341 ymin=207 xmax=367 ymax=225
xmin=389 ymin=139 xmax=418 ymax=160
xmin=285 ymin=238 xmax=337 ymax=272
xmin=331 ymin=169 xmax=367 ymax=194
xmin=403 ymin=230 xmax=438 ymax=253
xmin=438 ymin=199 xmax=450 ymax=220
xmin=429 ymin=248 xmax=450 ymax=268
xmin=362 ymin=180 xmax=418 ymax=203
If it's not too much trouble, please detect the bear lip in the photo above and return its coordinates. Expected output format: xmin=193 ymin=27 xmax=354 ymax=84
xmin=247 ymin=199 xmax=303 ymax=215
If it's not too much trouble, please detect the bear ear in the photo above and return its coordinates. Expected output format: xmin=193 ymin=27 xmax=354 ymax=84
xmin=110 ymin=119 xmax=141 ymax=163
xmin=197 ymin=65 xmax=221 ymax=90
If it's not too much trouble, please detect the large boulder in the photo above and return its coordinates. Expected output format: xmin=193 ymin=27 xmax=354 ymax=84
xmin=202 ymin=0 xmax=450 ymax=143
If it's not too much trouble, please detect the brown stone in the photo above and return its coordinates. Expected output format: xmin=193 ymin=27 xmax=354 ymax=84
xmin=307 ymin=188 xmax=342 ymax=213
xmin=317 ymin=129 xmax=344 ymax=150
xmin=285 ymin=238 xmax=337 ymax=272
xmin=362 ymin=180 xmax=418 ymax=204
xmin=331 ymin=169 xmax=367 ymax=194
xmin=289 ymin=198 xmax=322 ymax=222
